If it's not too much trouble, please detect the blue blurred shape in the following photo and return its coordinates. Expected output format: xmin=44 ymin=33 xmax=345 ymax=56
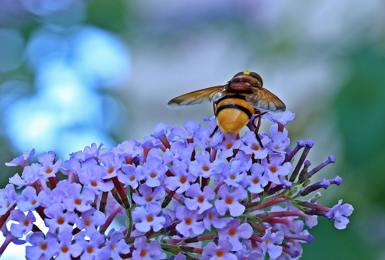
xmin=72 ymin=27 xmax=131 ymax=87
xmin=20 ymin=0 xmax=74 ymax=16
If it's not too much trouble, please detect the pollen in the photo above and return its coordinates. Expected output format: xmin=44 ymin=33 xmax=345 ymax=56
xmin=60 ymin=245 xmax=69 ymax=253
xmin=202 ymin=165 xmax=210 ymax=172
xmin=150 ymin=172 xmax=157 ymax=178
xmin=56 ymin=217 xmax=65 ymax=225
xmin=225 ymin=143 xmax=233 ymax=149
xmin=179 ymin=176 xmax=187 ymax=183
xmin=91 ymin=181 xmax=98 ymax=187
xmin=23 ymin=219 xmax=30 ymax=226
xmin=140 ymin=250 xmax=147 ymax=257
xmin=146 ymin=215 xmax=154 ymax=222
xmin=107 ymin=167 xmax=114 ymax=174
xmin=230 ymin=174 xmax=236 ymax=180
xmin=31 ymin=199 xmax=37 ymax=205
xmin=84 ymin=218 xmax=91 ymax=226
xmin=197 ymin=196 xmax=204 ymax=203
xmin=185 ymin=217 xmax=193 ymax=225
xmin=86 ymin=246 xmax=94 ymax=254
xmin=40 ymin=242 xmax=48 ymax=250
xmin=129 ymin=175 xmax=135 ymax=181
xmin=252 ymin=177 xmax=260 ymax=184
xmin=252 ymin=144 xmax=260 ymax=151
xmin=225 ymin=197 xmax=233 ymax=205
xmin=216 ymin=249 xmax=225 ymax=257
xmin=45 ymin=167 xmax=53 ymax=174
xmin=229 ymin=228 xmax=237 ymax=236
xmin=270 ymin=165 xmax=277 ymax=173
xmin=145 ymin=196 xmax=153 ymax=202
xmin=74 ymin=198 xmax=82 ymax=205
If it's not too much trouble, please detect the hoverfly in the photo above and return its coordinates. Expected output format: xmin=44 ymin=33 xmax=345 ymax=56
xmin=168 ymin=70 xmax=286 ymax=135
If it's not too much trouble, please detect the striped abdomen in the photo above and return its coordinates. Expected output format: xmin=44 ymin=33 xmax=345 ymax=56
xmin=214 ymin=95 xmax=255 ymax=134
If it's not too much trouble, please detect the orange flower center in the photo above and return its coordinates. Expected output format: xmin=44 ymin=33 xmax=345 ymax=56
xmin=150 ymin=172 xmax=157 ymax=178
xmin=145 ymin=196 xmax=153 ymax=202
xmin=179 ymin=176 xmax=187 ymax=183
xmin=57 ymin=217 xmax=65 ymax=225
xmin=229 ymin=228 xmax=237 ymax=236
xmin=40 ymin=242 xmax=47 ymax=250
xmin=129 ymin=175 xmax=135 ymax=181
xmin=45 ymin=167 xmax=53 ymax=174
xmin=216 ymin=249 xmax=225 ymax=257
xmin=202 ymin=165 xmax=209 ymax=172
xmin=91 ymin=181 xmax=98 ymax=187
xmin=252 ymin=177 xmax=260 ymax=184
xmin=84 ymin=218 xmax=91 ymax=227
xmin=146 ymin=215 xmax=154 ymax=222
xmin=61 ymin=245 xmax=69 ymax=253
xmin=226 ymin=143 xmax=233 ymax=149
xmin=197 ymin=196 xmax=204 ymax=203
xmin=86 ymin=246 xmax=94 ymax=254
xmin=225 ymin=197 xmax=233 ymax=205
xmin=185 ymin=218 xmax=193 ymax=225
xmin=74 ymin=198 xmax=82 ymax=205
xmin=230 ymin=174 xmax=236 ymax=180
xmin=252 ymin=144 xmax=260 ymax=151
xmin=31 ymin=199 xmax=37 ymax=205
xmin=140 ymin=250 xmax=147 ymax=257
xmin=270 ymin=165 xmax=277 ymax=173
xmin=107 ymin=167 xmax=114 ymax=174
xmin=23 ymin=219 xmax=30 ymax=226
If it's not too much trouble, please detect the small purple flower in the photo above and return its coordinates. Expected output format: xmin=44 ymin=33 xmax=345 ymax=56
xmin=222 ymin=158 xmax=248 ymax=187
xmin=215 ymin=185 xmax=247 ymax=217
xmin=133 ymin=185 xmax=165 ymax=206
xmin=166 ymin=162 xmax=196 ymax=194
xmin=99 ymin=229 xmax=130 ymax=260
xmin=20 ymin=163 xmax=41 ymax=185
xmin=121 ymin=164 xmax=144 ymax=189
xmin=175 ymin=205 xmax=204 ymax=237
xmin=26 ymin=232 xmax=59 ymax=260
xmin=17 ymin=186 xmax=40 ymax=211
xmin=76 ymin=231 xmax=105 ymax=259
xmin=56 ymin=229 xmax=82 ymax=260
xmin=201 ymin=240 xmax=237 ymax=260
xmin=245 ymin=163 xmax=268 ymax=194
xmin=218 ymin=219 xmax=252 ymax=250
xmin=268 ymin=124 xmax=290 ymax=153
xmin=263 ymin=154 xmax=291 ymax=185
xmin=76 ymin=209 xmax=106 ymax=234
xmin=185 ymin=184 xmax=215 ymax=214
xmin=113 ymin=140 xmax=143 ymax=163
xmin=100 ymin=152 xmax=122 ymax=179
xmin=45 ymin=204 xmax=75 ymax=232
xmin=240 ymin=131 xmax=269 ymax=159
xmin=78 ymin=164 xmax=114 ymax=193
xmin=203 ymin=208 xmax=231 ymax=230
xmin=38 ymin=151 xmax=61 ymax=178
xmin=133 ymin=204 xmax=166 ymax=233
xmin=139 ymin=150 xmax=167 ymax=187
xmin=217 ymin=133 xmax=241 ymax=159
xmin=63 ymin=184 xmax=95 ymax=212
xmin=5 ymin=149 xmax=35 ymax=167
xmin=132 ymin=236 xmax=166 ymax=260
xmin=264 ymin=110 xmax=295 ymax=126
xmin=326 ymin=200 xmax=354 ymax=230
xmin=0 ymin=184 xmax=17 ymax=215
xmin=261 ymin=228 xmax=284 ymax=259
xmin=10 ymin=210 xmax=36 ymax=238
xmin=189 ymin=151 xmax=221 ymax=178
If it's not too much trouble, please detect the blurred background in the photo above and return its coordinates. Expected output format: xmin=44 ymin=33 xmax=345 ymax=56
xmin=0 ymin=0 xmax=384 ymax=259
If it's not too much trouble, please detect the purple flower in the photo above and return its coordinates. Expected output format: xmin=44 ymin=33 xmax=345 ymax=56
xmin=264 ymin=110 xmax=295 ymax=126
xmin=263 ymin=154 xmax=291 ymax=185
xmin=245 ymin=163 xmax=268 ymax=194
xmin=17 ymin=186 xmax=40 ymax=211
xmin=132 ymin=236 xmax=166 ymax=260
xmin=121 ymin=164 xmax=144 ymax=189
xmin=38 ymin=151 xmax=61 ymax=178
xmin=201 ymin=240 xmax=237 ymax=260
xmin=222 ymin=158 xmax=248 ymax=187
xmin=56 ymin=229 xmax=83 ymax=260
xmin=10 ymin=210 xmax=35 ymax=238
xmin=5 ymin=149 xmax=35 ymax=167
xmin=133 ymin=185 xmax=165 ymax=206
xmin=215 ymin=185 xmax=247 ymax=217
xmin=63 ymin=183 xmax=95 ymax=212
xmin=166 ymin=162 xmax=196 ymax=194
xmin=189 ymin=151 xmax=221 ymax=178
xmin=185 ymin=184 xmax=215 ymax=214
xmin=45 ymin=204 xmax=75 ymax=232
xmin=175 ymin=205 xmax=204 ymax=237
xmin=99 ymin=229 xmax=130 ymax=260
xmin=268 ymin=124 xmax=290 ymax=153
xmin=78 ymin=164 xmax=114 ymax=193
xmin=139 ymin=149 xmax=167 ymax=187
xmin=218 ymin=219 xmax=252 ymax=250
xmin=100 ymin=152 xmax=122 ymax=179
xmin=76 ymin=209 xmax=106 ymax=234
xmin=133 ymin=204 xmax=166 ymax=233
xmin=0 ymin=184 xmax=17 ymax=215
xmin=19 ymin=163 xmax=41 ymax=185
xmin=113 ymin=140 xmax=143 ymax=163
xmin=217 ymin=134 xmax=241 ymax=159
xmin=261 ymin=228 xmax=284 ymax=259
xmin=76 ymin=231 xmax=105 ymax=259
xmin=240 ymin=131 xmax=269 ymax=159
xmin=203 ymin=208 xmax=231 ymax=230
xmin=26 ymin=232 xmax=59 ymax=260
xmin=326 ymin=200 xmax=354 ymax=230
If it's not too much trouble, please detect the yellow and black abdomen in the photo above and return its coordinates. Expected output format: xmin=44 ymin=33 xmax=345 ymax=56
xmin=214 ymin=95 xmax=255 ymax=134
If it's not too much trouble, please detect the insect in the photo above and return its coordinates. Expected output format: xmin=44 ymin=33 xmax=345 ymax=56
xmin=168 ymin=70 xmax=286 ymax=135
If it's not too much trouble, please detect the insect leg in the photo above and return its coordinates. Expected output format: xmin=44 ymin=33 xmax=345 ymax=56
xmin=253 ymin=111 xmax=267 ymax=148
xmin=210 ymin=126 xmax=219 ymax=138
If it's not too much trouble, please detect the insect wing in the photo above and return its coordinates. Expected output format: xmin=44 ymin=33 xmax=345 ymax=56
xmin=168 ymin=86 xmax=224 ymax=106
xmin=246 ymin=87 xmax=286 ymax=111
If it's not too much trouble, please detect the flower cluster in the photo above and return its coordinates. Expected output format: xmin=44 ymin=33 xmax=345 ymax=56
xmin=0 ymin=111 xmax=353 ymax=259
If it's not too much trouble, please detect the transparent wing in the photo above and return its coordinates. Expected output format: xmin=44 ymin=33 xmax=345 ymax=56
xmin=246 ymin=87 xmax=286 ymax=111
xmin=168 ymin=86 xmax=224 ymax=106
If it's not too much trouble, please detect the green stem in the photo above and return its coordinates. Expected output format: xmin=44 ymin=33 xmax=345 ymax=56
xmin=125 ymin=188 xmax=133 ymax=243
